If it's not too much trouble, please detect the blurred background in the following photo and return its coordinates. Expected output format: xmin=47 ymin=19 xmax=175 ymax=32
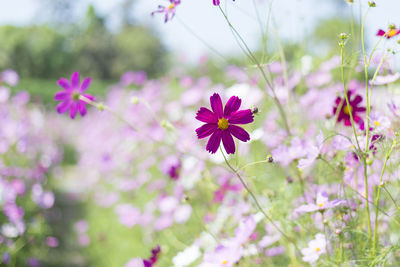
xmin=1 ymin=1 xmax=400 ymax=266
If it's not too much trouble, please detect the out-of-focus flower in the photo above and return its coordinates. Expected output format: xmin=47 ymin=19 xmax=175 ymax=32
xmin=1 ymin=69 xmax=19 ymax=86
xmin=371 ymin=72 xmax=400 ymax=85
xmin=172 ymin=245 xmax=201 ymax=267
xmin=27 ymin=258 xmax=40 ymax=267
xmin=202 ymin=245 xmax=243 ymax=267
xmin=143 ymin=245 xmax=161 ymax=267
xmin=46 ymin=236 xmax=59 ymax=248
xmin=295 ymin=192 xmax=344 ymax=214
xmin=301 ymin=233 xmax=326 ymax=263
xmin=333 ymin=91 xmax=366 ymax=127
xmin=54 ymin=71 xmax=94 ymax=119
xmin=213 ymin=175 xmax=242 ymax=203
xmin=151 ymin=0 xmax=181 ymax=23
xmin=160 ymin=156 xmax=181 ymax=180
xmin=377 ymin=25 xmax=400 ymax=39
xmin=195 ymin=93 xmax=253 ymax=154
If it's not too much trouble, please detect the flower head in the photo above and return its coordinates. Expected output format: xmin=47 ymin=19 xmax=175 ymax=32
xmin=377 ymin=24 xmax=400 ymax=39
xmin=295 ymin=192 xmax=344 ymax=214
xmin=55 ymin=71 xmax=94 ymax=119
xmin=195 ymin=93 xmax=254 ymax=154
xmin=213 ymin=0 xmax=236 ymax=6
xmin=143 ymin=245 xmax=161 ymax=267
xmin=301 ymin=233 xmax=326 ymax=263
xmin=151 ymin=0 xmax=181 ymax=23
xmin=333 ymin=91 xmax=365 ymax=127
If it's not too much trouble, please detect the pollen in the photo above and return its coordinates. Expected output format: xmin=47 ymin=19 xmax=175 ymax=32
xmin=318 ymin=203 xmax=324 ymax=208
xmin=374 ymin=120 xmax=381 ymax=127
xmin=316 ymin=247 xmax=321 ymax=252
xmin=388 ymin=29 xmax=397 ymax=37
xmin=343 ymin=105 xmax=353 ymax=115
xmin=222 ymin=260 xmax=228 ymax=265
xmin=168 ymin=3 xmax=175 ymax=9
xmin=72 ymin=91 xmax=80 ymax=101
xmin=218 ymin=118 xmax=229 ymax=130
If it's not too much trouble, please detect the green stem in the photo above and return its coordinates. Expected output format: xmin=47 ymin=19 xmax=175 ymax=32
xmin=220 ymin=147 xmax=299 ymax=251
xmin=218 ymin=7 xmax=291 ymax=136
xmin=372 ymin=138 xmax=396 ymax=256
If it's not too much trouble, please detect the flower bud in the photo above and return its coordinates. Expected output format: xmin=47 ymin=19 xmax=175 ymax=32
xmin=335 ymin=229 xmax=342 ymax=235
xmin=130 ymin=97 xmax=139 ymax=105
xmin=368 ymin=1 xmax=376 ymax=7
xmin=97 ymin=102 xmax=105 ymax=111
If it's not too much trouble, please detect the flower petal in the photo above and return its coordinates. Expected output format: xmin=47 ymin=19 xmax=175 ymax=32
xmin=228 ymin=109 xmax=254 ymax=124
xmin=376 ymin=29 xmax=386 ymax=37
xmin=206 ymin=129 xmax=222 ymax=154
xmin=210 ymin=93 xmax=223 ymax=119
xmin=196 ymin=107 xmax=217 ymax=123
xmin=78 ymin=101 xmax=87 ymax=116
xmin=196 ymin=123 xmax=217 ymax=139
xmin=56 ymin=101 xmax=70 ymax=114
xmin=80 ymin=77 xmax=92 ymax=92
xmin=229 ymin=125 xmax=250 ymax=142
xmin=224 ymin=96 xmax=242 ymax=118
xmin=70 ymin=102 xmax=78 ymax=119
xmin=222 ymin=131 xmax=235 ymax=154
xmin=57 ymin=78 xmax=71 ymax=90
xmin=54 ymin=91 xmax=70 ymax=101
xmin=351 ymin=95 xmax=362 ymax=105
xmin=71 ymin=71 xmax=80 ymax=89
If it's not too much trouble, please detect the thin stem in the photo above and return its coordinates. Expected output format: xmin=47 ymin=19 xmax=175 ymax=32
xmin=372 ymin=138 xmax=396 ymax=256
xmin=340 ymin=43 xmax=372 ymax=242
xmin=220 ymin=147 xmax=299 ymax=251
xmin=237 ymin=159 xmax=269 ymax=171
xmin=218 ymin=6 xmax=291 ymax=136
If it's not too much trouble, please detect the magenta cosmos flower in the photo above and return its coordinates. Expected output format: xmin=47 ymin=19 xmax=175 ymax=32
xmin=377 ymin=24 xmax=400 ymax=39
xmin=333 ymin=91 xmax=365 ymax=127
xmin=195 ymin=93 xmax=253 ymax=154
xmin=54 ymin=71 xmax=94 ymax=119
xmin=213 ymin=0 xmax=236 ymax=6
xmin=151 ymin=0 xmax=180 ymax=23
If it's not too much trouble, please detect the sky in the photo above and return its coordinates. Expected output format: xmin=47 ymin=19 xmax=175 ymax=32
xmin=1 ymin=0 xmax=400 ymax=62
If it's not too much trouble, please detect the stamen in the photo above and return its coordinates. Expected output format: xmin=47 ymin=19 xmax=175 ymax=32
xmin=343 ymin=105 xmax=353 ymax=115
xmin=218 ymin=118 xmax=229 ymax=130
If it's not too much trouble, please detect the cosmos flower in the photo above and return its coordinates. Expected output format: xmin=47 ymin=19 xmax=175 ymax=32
xmin=54 ymin=71 xmax=94 ymax=119
xmin=213 ymin=0 xmax=236 ymax=6
xmin=333 ymin=91 xmax=366 ymax=127
xmin=195 ymin=93 xmax=253 ymax=154
xmin=151 ymin=0 xmax=181 ymax=23
xmin=301 ymin=233 xmax=326 ymax=263
xmin=143 ymin=245 xmax=161 ymax=267
xmin=295 ymin=192 xmax=344 ymax=214
xmin=377 ymin=24 xmax=400 ymax=39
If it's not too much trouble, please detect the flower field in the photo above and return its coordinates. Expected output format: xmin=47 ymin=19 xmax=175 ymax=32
xmin=1 ymin=1 xmax=400 ymax=266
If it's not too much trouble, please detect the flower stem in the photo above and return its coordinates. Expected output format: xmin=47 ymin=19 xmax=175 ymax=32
xmin=372 ymin=138 xmax=396 ymax=256
xmin=220 ymin=147 xmax=299 ymax=252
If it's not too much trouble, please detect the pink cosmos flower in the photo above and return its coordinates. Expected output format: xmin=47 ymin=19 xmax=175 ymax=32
xmin=295 ymin=192 xmax=344 ymax=214
xmin=377 ymin=24 xmax=400 ymax=39
xmin=333 ymin=91 xmax=365 ymax=127
xmin=195 ymin=93 xmax=253 ymax=154
xmin=301 ymin=233 xmax=326 ymax=263
xmin=213 ymin=0 xmax=236 ymax=6
xmin=151 ymin=0 xmax=180 ymax=23
xmin=54 ymin=71 xmax=94 ymax=119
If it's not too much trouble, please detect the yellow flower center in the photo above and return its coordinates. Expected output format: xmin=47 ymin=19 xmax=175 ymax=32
xmin=343 ymin=105 xmax=353 ymax=115
xmin=222 ymin=260 xmax=228 ymax=265
xmin=218 ymin=118 xmax=229 ymax=130
xmin=388 ymin=29 xmax=397 ymax=37
xmin=374 ymin=120 xmax=380 ymax=127
xmin=318 ymin=203 xmax=324 ymax=208
xmin=316 ymin=247 xmax=321 ymax=252
xmin=168 ymin=3 xmax=175 ymax=9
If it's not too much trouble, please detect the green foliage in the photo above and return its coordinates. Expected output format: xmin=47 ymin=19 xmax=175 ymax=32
xmin=0 ymin=5 xmax=167 ymax=80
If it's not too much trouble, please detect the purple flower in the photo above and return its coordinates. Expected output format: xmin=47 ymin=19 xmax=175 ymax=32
xmin=160 ymin=156 xmax=181 ymax=180
xmin=301 ymin=233 xmax=326 ymax=263
xmin=195 ymin=93 xmax=254 ymax=154
xmin=151 ymin=0 xmax=180 ymax=23
xmin=54 ymin=71 xmax=94 ymax=119
xmin=1 ymin=69 xmax=19 ymax=86
xmin=213 ymin=0 xmax=236 ymax=6
xmin=46 ymin=236 xmax=59 ymax=248
xmin=295 ymin=192 xmax=344 ymax=214
xmin=143 ymin=245 xmax=161 ymax=267
xmin=377 ymin=24 xmax=400 ymax=39
xmin=333 ymin=91 xmax=365 ymax=127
